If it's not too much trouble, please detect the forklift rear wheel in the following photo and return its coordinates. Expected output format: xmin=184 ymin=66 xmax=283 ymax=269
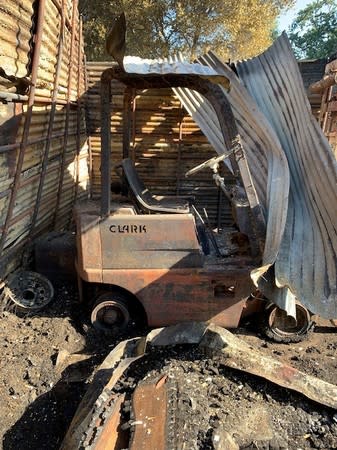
xmin=91 ymin=293 xmax=130 ymax=332
xmin=262 ymin=302 xmax=313 ymax=343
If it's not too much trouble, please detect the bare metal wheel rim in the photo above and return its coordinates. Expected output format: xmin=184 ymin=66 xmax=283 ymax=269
xmin=91 ymin=300 xmax=130 ymax=330
xmin=4 ymin=270 xmax=54 ymax=311
xmin=268 ymin=303 xmax=311 ymax=337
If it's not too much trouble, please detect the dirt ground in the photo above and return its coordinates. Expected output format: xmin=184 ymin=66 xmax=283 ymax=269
xmin=0 ymin=281 xmax=337 ymax=449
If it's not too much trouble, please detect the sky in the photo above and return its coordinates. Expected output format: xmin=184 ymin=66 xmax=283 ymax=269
xmin=278 ymin=0 xmax=313 ymax=31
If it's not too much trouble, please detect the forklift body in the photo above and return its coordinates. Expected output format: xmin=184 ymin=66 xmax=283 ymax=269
xmin=76 ymin=63 xmax=265 ymax=330
xmin=76 ymin=200 xmax=255 ymax=328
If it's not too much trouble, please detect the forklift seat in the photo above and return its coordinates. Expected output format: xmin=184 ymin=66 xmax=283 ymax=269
xmin=119 ymin=158 xmax=192 ymax=214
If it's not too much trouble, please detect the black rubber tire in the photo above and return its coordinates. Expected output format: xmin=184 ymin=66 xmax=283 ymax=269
xmin=91 ymin=292 xmax=131 ymax=332
xmin=261 ymin=302 xmax=314 ymax=343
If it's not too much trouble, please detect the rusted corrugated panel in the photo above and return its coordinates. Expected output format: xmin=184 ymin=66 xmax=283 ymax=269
xmin=236 ymin=34 xmax=337 ymax=318
xmin=0 ymin=0 xmax=90 ymax=278
xmin=86 ymin=62 xmax=234 ymax=226
xmin=0 ymin=0 xmax=34 ymax=79
xmin=34 ymin=0 xmax=84 ymax=102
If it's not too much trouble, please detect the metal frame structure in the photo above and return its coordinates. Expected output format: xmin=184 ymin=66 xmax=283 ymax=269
xmin=99 ymin=66 xmax=265 ymax=254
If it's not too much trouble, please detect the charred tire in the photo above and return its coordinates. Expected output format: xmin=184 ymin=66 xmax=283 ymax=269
xmin=261 ymin=302 xmax=314 ymax=343
xmin=4 ymin=270 xmax=54 ymax=313
xmin=91 ymin=292 xmax=131 ymax=332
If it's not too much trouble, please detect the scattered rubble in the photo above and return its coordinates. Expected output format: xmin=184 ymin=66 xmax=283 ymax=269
xmin=1 ymin=283 xmax=337 ymax=449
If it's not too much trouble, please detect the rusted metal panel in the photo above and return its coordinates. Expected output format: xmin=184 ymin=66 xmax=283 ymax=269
xmin=0 ymin=0 xmax=47 ymax=255
xmin=29 ymin=0 xmax=67 ymax=234
xmin=0 ymin=0 xmax=90 ymax=279
xmin=129 ymin=376 xmax=168 ymax=450
xmin=99 ymin=265 xmax=253 ymax=328
xmin=53 ymin=0 xmax=78 ymax=226
xmin=100 ymin=214 xmax=203 ymax=269
xmin=0 ymin=0 xmax=34 ymax=80
xmin=201 ymin=324 xmax=337 ymax=409
xmin=236 ymin=34 xmax=337 ymax=318
xmin=75 ymin=212 xmax=103 ymax=273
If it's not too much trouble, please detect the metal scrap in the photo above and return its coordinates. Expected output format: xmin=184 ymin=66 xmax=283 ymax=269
xmin=129 ymin=376 xmax=168 ymax=450
xmin=174 ymin=34 xmax=337 ymax=319
xmin=61 ymin=323 xmax=337 ymax=449
xmin=236 ymin=34 xmax=337 ymax=318
xmin=201 ymin=324 xmax=337 ymax=410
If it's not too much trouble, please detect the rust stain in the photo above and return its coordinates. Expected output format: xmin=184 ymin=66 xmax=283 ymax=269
xmin=130 ymin=377 xmax=168 ymax=450
xmin=275 ymin=365 xmax=298 ymax=382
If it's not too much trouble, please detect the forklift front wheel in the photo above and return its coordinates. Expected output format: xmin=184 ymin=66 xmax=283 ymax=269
xmin=91 ymin=293 xmax=130 ymax=332
xmin=262 ymin=302 xmax=314 ymax=343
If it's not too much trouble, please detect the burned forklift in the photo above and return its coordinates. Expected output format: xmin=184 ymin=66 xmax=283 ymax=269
xmin=75 ymin=64 xmax=312 ymax=341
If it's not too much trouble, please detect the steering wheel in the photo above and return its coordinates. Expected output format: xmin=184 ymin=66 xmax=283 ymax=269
xmin=185 ymin=154 xmax=226 ymax=177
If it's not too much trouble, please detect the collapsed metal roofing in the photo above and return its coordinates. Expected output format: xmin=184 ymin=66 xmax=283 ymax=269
xmin=236 ymin=35 xmax=337 ymax=318
xmin=124 ymin=33 xmax=337 ymax=319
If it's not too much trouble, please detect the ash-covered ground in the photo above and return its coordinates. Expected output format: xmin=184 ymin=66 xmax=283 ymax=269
xmin=0 ymin=281 xmax=336 ymax=449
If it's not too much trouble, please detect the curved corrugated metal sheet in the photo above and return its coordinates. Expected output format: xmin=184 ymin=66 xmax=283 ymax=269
xmin=0 ymin=0 xmax=34 ymax=78
xmin=171 ymin=34 xmax=337 ymax=318
xmin=236 ymin=34 xmax=337 ymax=318
xmin=169 ymin=55 xmax=232 ymax=172
xmin=171 ymin=51 xmax=291 ymax=314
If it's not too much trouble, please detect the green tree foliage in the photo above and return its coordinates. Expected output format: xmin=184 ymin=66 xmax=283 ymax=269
xmin=288 ymin=0 xmax=337 ymax=59
xmin=79 ymin=0 xmax=293 ymax=61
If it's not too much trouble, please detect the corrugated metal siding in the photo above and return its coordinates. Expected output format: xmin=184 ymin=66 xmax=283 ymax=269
xmin=0 ymin=0 xmax=34 ymax=78
xmin=86 ymin=61 xmax=235 ymax=227
xmin=236 ymin=34 xmax=337 ymax=318
xmin=0 ymin=0 xmax=90 ymax=278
